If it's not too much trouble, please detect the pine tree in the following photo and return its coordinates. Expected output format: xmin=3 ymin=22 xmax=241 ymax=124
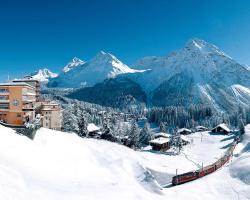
xmin=159 ymin=121 xmax=167 ymax=132
xmin=128 ymin=120 xmax=140 ymax=149
xmin=239 ymin=119 xmax=245 ymax=135
xmin=77 ymin=108 xmax=88 ymax=137
xmin=139 ymin=122 xmax=152 ymax=147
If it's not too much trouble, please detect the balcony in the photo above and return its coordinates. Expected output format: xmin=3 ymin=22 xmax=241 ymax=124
xmin=0 ymin=99 xmax=10 ymax=103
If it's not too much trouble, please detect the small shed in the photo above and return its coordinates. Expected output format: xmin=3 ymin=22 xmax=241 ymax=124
xmin=211 ymin=123 xmax=231 ymax=134
xmin=87 ymin=123 xmax=102 ymax=138
xmin=177 ymin=128 xmax=192 ymax=135
xmin=195 ymin=126 xmax=208 ymax=132
xmin=149 ymin=137 xmax=171 ymax=151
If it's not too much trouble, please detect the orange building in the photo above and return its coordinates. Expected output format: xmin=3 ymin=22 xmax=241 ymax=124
xmin=0 ymin=82 xmax=36 ymax=126
xmin=12 ymin=79 xmax=40 ymax=101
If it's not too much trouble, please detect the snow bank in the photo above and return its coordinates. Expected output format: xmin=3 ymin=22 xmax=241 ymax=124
xmin=0 ymin=126 xmax=162 ymax=200
xmin=1 ymin=125 xmax=250 ymax=200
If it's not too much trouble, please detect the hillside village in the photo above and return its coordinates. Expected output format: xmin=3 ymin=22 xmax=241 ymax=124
xmin=0 ymin=75 xmax=241 ymax=154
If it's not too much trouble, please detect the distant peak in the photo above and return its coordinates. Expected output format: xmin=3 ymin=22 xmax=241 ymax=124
xmin=185 ymin=38 xmax=229 ymax=57
xmin=186 ymin=38 xmax=209 ymax=49
xmin=93 ymin=51 xmax=117 ymax=62
xmin=63 ymin=57 xmax=85 ymax=73
xmin=72 ymin=57 xmax=85 ymax=63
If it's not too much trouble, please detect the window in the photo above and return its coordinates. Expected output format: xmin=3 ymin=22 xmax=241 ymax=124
xmin=0 ymin=103 xmax=9 ymax=109
xmin=0 ymin=96 xmax=8 ymax=100
xmin=17 ymin=113 xmax=21 ymax=117
xmin=46 ymin=123 xmax=49 ymax=127
xmin=0 ymin=88 xmax=8 ymax=93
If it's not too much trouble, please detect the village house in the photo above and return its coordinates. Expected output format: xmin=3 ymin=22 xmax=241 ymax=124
xmin=0 ymin=82 xmax=36 ymax=126
xmin=40 ymin=101 xmax=63 ymax=131
xmin=149 ymin=136 xmax=171 ymax=151
xmin=87 ymin=123 xmax=102 ymax=138
xmin=153 ymin=132 xmax=171 ymax=139
xmin=211 ymin=123 xmax=231 ymax=134
xmin=177 ymin=128 xmax=192 ymax=135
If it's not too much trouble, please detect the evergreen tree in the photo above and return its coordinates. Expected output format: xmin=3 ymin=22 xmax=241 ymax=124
xmin=159 ymin=121 xmax=167 ymax=132
xmin=239 ymin=119 xmax=245 ymax=135
xmin=139 ymin=122 xmax=152 ymax=147
xmin=127 ymin=120 xmax=140 ymax=149
xmin=77 ymin=108 xmax=88 ymax=137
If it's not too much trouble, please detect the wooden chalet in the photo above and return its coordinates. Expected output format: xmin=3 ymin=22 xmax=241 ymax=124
xmin=177 ymin=128 xmax=192 ymax=135
xmin=87 ymin=123 xmax=102 ymax=138
xmin=149 ymin=137 xmax=171 ymax=151
xmin=211 ymin=123 xmax=231 ymax=134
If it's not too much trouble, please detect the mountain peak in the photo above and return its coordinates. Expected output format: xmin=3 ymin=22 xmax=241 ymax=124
xmin=31 ymin=68 xmax=58 ymax=82
xmin=185 ymin=38 xmax=229 ymax=57
xmin=91 ymin=51 xmax=119 ymax=64
xmin=63 ymin=57 xmax=85 ymax=73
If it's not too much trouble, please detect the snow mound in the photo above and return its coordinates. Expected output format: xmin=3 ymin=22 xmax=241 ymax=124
xmin=229 ymin=125 xmax=250 ymax=185
xmin=0 ymin=126 xmax=162 ymax=200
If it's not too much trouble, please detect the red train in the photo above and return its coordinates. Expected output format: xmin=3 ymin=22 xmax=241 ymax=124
xmin=172 ymin=140 xmax=238 ymax=186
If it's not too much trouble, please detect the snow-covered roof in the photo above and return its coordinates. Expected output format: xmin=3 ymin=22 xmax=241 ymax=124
xmin=177 ymin=128 xmax=191 ymax=133
xmin=153 ymin=132 xmax=171 ymax=138
xmin=196 ymin=126 xmax=207 ymax=129
xmin=212 ymin=123 xmax=230 ymax=132
xmin=149 ymin=137 xmax=170 ymax=145
xmin=87 ymin=123 xmax=100 ymax=132
xmin=180 ymin=135 xmax=190 ymax=142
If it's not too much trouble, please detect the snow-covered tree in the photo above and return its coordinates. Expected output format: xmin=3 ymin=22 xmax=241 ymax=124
xmin=77 ymin=108 xmax=88 ymax=137
xmin=127 ymin=120 xmax=140 ymax=149
xmin=139 ymin=121 xmax=152 ymax=147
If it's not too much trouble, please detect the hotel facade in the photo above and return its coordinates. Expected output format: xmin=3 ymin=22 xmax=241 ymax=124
xmin=0 ymin=82 xmax=36 ymax=126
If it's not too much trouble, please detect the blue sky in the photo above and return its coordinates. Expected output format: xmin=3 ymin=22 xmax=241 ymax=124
xmin=0 ymin=0 xmax=250 ymax=81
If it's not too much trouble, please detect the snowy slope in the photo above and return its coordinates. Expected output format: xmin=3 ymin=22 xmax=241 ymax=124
xmin=31 ymin=68 xmax=58 ymax=82
xmin=0 ymin=125 xmax=250 ymax=199
xmin=49 ymin=51 xmax=144 ymax=88
xmin=0 ymin=126 xmax=162 ymax=200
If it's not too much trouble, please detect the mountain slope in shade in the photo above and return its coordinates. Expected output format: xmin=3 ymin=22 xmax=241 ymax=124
xmin=31 ymin=68 xmax=58 ymax=82
xmin=49 ymin=51 xmax=145 ymax=88
xmin=63 ymin=57 xmax=86 ymax=73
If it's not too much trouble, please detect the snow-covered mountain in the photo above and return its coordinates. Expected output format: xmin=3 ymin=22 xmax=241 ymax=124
xmin=68 ymin=38 xmax=250 ymax=112
xmin=63 ymin=57 xmax=85 ymax=73
xmin=31 ymin=68 xmax=58 ymax=82
xmin=49 ymin=51 xmax=144 ymax=88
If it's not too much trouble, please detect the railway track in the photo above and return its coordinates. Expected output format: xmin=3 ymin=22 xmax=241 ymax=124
xmin=166 ymin=137 xmax=239 ymax=187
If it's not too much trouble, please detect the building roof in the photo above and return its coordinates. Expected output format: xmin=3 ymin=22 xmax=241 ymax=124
xmin=196 ymin=126 xmax=207 ymax=130
xmin=153 ymin=132 xmax=171 ymax=138
xmin=87 ymin=123 xmax=100 ymax=132
xmin=149 ymin=137 xmax=170 ymax=145
xmin=177 ymin=128 xmax=192 ymax=133
xmin=212 ymin=123 xmax=230 ymax=132
xmin=12 ymin=79 xmax=39 ymax=83
xmin=0 ymin=82 xmax=35 ymax=89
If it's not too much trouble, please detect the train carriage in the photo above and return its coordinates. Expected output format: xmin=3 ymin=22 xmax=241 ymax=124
xmin=172 ymin=171 xmax=198 ymax=185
